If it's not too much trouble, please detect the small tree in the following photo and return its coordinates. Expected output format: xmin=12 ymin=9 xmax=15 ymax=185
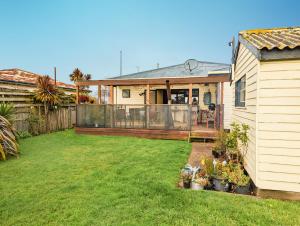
xmin=34 ymin=75 xmax=61 ymax=132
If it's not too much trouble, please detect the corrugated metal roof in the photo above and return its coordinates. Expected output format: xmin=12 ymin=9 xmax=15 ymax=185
xmin=0 ymin=68 xmax=76 ymax=90
xmin=240 ymin=27 xmax=300 ymax=50
xmin=110 ymin=61 xmax=230 ymax=79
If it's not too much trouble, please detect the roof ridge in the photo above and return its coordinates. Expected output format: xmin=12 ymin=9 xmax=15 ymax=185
xmin=240 ymin=26 xmax=300 ymax=35
xmin=0 ymin=68 xmax=76 ymax=89
xmin=109 ymin=60 xmax=229 ymax=79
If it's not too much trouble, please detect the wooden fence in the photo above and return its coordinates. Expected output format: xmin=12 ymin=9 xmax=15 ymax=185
xmin=0 ymin=86 xmax=76 ymax=134
xmin=13 ymin=104 xmax=76 ymax=134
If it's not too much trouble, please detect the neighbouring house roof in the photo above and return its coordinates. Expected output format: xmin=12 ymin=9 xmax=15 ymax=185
xmin=239 ymin=27 xmax=300 ymax=50
xmin=110 ymin=61 xmax=230 ymax=80
xmin=0 ymin=68 xmax=76 ymax=91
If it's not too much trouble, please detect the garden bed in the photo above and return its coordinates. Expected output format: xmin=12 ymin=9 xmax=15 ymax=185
xmin=179 ymin=123 xmax=255 ymax=196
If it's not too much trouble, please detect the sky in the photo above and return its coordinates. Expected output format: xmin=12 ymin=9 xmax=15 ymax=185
xmin=0 ymin=0 xmax=299 ymax=84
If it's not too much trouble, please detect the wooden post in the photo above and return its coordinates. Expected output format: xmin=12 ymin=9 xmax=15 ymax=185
xmin=189 ymin=83 xmax=193 ymax=104
xmin=146 ymin=84 xmax=150 ymax=104
xmin=76 ymin=85 xmax=80 ymax=104
xmin=221 ymin=82 xmax=224 ymax=105
xmin=166 ymin=80 xmax=171 ymax=104
xmin=98 ymin=84 xmax=102 ymax=104
xmin=109 ymin=85 xmax=114 ymax=104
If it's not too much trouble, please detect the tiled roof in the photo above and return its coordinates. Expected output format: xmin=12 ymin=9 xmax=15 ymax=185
xmin=110 ymin=61 xmax=229 ymax=79
xmin=240 ymin=27 xmax=300 ymax=50
xmin=0 ymin=68 xmax=76 ymax=90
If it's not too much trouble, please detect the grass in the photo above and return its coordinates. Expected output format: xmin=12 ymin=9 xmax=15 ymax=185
xmin=1 ymin=130 xmax=299 ymax=226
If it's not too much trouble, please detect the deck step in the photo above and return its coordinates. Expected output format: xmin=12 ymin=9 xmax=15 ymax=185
xmin=188 ymin=130 xmax=218 ymax=143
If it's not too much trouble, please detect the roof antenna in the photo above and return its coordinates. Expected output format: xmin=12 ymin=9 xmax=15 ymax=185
xmin=228 ymin=36 xmax=235 ymax=64
xmin=120 ymin=50 xmax=123 ymax=76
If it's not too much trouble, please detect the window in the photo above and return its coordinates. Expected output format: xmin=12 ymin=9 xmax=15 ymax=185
xmin=170 ymin=89 xmax=199 ymax=104
xmin=171 ymin=89 xmax=188 ymax=104
xmin=122 ymin=89 xmax=130 ymax=98
xmin=235 ymin=75 xmax=246 ymax=107
xmin=203 ymin=92 xmax=211 ymax=105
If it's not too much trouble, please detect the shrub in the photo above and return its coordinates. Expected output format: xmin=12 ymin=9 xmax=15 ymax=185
xmin=226 ymin=122 xmax=249 ymax=162
xmin=0 ymin=115 xmax=18 ymax=160
xmin=26 ymin=107 xmax=44 ymax=136
xmin=0 ymin=102 xmax=15 ymax=123
xmin=16 ymin=131 xmax=32 ymax=139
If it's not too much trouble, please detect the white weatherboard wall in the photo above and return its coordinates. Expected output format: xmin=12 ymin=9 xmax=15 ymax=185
xmin=232 ymin=43 xmax=259 ymax=184
xmin=233 ymin=43 xmax=300 ymax=193
xmin=257 ymin=60 xmax=300 ymax=192
xmin=223 ymin=82 xmax=232 ymax=130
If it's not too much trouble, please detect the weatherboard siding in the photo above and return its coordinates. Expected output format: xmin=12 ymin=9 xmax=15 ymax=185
xmin=257 ymin=60 xmax=300 ymax=192
xmin=223 ymin=82 xmax=232 ymax=130
xmin=232 ymin=43 xmax=259 ymax=183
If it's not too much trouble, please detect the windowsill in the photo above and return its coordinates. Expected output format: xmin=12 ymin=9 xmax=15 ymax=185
xmin=235 ymin=106 xmax=247 ymax=110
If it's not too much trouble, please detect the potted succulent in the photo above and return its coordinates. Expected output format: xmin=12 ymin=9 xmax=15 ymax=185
xmin=212 ymin=160 xmax=230 ymax=192
xmin=225 ymin=163 xmax=251 ymax=194
xmin=180 ymin=165 xmax=193 ymax=189
xmin=234 ymin=174 xmax=251 ymax=194
xmin=191 ymin=176 xmax=209 ymax=190
xmin=191 ymin=169 xmax=209 ymax=190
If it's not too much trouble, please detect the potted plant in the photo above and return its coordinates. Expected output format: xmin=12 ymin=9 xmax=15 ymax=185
xmin=225 ymin=163 xmax=251 ymax=194
xmin=180 ymin=165 xmax=193 ymax=189
xmin=212 ymin=130 xmax=227 ymax=158
xmin=200 ymin=156 xmax=214 ymax=189
xmin=225 ymin=123 xmax=249 ymax=163
xmin=234 ymin=174 xmax=251 ymax=194
xmin=191 ymin=175 xmax=209 ymax=190
xmin=212 ymin=160 xmax=229 ymax=192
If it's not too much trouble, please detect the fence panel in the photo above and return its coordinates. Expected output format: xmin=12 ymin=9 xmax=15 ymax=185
xmin=76 ymin=104 xmax=192 ymax=131
xmin=12 ymin=104 xmax=76 ymax=134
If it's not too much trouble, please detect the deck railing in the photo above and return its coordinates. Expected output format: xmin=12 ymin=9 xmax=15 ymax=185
xmin=76 ymin=104 xmax=223 ymax=131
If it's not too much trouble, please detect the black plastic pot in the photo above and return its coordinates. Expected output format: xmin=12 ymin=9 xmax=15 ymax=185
xmin=213 ymin=178 xmax=229 ymax=192
xmin=212 ymin=150 xmax=220 ymax=158
xmin=235 ymin=184 xmax=250 ymax=194
xmin=183 ymin=180 xmax=191 ymax=189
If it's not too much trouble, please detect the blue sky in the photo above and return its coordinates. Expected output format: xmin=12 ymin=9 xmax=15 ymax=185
xmin=0 ymin=0 xmax=299 ymax=83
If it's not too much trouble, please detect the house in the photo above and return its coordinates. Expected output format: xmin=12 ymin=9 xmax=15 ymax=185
xmin=0 ymin=68 xmax=76 ymax=94
xmin=75 ymin=60 xmax=232 ymax=140
xmin=232 ymin=27 xmax=300 ymax=197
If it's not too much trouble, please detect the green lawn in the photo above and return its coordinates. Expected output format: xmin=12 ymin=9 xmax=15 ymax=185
xmin=1 ymin=130 xmax=299 ymax=226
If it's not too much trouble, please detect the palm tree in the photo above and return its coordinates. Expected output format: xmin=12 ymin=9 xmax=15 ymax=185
xmin=34 ymin=75 xmax=60 ymax=132
xmin=69 ymin=68 xmax=84 ymax=82
xmin=69 ymin=68 xmax=92 ymax=92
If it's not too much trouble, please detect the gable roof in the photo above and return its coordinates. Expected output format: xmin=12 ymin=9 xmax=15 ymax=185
xmin=110 ymin=61 xmax=230 ymax=80
xmin=234 ymin=27 xmax=300 ymax=63
xmin=0 ymin=68 xmax=76 ymax=90
xmin=239 ymin=27 xmax=300 ymax=51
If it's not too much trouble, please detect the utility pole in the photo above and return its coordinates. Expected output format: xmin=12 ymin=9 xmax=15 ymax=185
xmin=54 ymin=67 xmax=57 ymax=86
xmin=120 ymin=50 xmax=123 ymax=76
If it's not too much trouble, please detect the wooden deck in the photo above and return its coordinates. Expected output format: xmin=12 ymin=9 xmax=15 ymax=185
xmin=75 ymin=126 xmax=218 ymax=141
